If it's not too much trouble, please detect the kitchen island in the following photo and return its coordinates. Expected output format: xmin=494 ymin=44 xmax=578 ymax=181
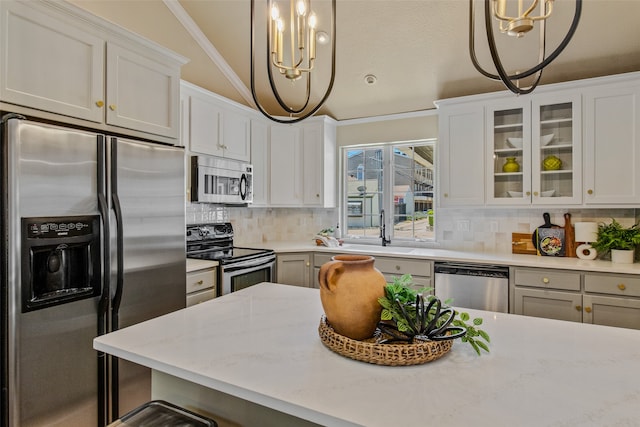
xmin=94 ymin=283 xmax=640 ymax=427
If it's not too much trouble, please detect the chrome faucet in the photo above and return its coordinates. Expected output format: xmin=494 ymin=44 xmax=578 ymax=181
xmin=379 ymin=209 xmax=391 ymax=246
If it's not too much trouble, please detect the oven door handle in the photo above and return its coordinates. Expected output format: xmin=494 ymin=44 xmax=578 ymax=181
xmin=223 ymin=255 xmax=276 ymax=272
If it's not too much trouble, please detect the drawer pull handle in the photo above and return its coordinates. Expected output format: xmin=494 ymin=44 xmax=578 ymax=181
xmin=542 ymin=277 xmax=550 ymax=284
xmin=196 ymin=280 xmax=204 ymax=285
xmin=585 ymin=307 xmax=592 ymax=313
xmin=395 ymin=265 xmax=401 ymax=271
xmin=575 ymin=305 xmax=582 ymax=311
xmin=618 ymin=284 xmax=626 ymax=291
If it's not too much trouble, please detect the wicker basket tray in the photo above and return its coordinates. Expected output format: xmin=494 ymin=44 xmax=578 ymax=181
xmin=318 ymin=316 xmax=453 ymax=366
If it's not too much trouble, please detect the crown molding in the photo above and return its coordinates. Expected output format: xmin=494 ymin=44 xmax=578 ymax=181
xmin=163 ymin=0 xmax=254 ymax=107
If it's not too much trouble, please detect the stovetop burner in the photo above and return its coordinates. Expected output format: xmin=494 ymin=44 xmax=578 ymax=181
xmin=186 ymin=223 xmax=274 ymax=264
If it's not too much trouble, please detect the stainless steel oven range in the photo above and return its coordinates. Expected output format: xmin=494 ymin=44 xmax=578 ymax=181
xmin=186 ymin=223 xmax=275 ymax=295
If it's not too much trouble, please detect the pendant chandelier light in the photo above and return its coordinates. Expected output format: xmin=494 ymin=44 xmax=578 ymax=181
xmin=251 ymin=0 xmax=336 ymax=124
xmin=469 ymin=0 xmax=582 ymax=95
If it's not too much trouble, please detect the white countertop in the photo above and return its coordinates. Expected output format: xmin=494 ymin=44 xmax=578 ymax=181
xmin=247 ymin=240 xmax=640 ymax=274
xmin=94 ymin=283 xmax=640 ymax=427
xmin=186 ymin=258 xmax=218 ymax=273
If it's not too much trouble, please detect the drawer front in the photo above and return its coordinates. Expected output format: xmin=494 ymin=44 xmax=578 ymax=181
xmin=514 ymin=268 xmax=581 ymax=291
xmin=584 ymin=273 xmax=640 ymax=297
xmin=374 ymin=257 xmax=432 ymax=277
xmin=186 ymin=269 xmax=216 ymax=294
xmin=186 ymin=289 xmax=216 ymax=307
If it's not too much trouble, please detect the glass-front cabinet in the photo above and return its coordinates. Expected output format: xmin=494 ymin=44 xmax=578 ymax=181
xmin=486 ymin=93 xmax=581 ymax=205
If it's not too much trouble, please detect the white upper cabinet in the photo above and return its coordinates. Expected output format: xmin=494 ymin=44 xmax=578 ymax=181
xmin=250 ymin=119 xmax=269 ymax=206
xmin=106 ymin=42 xmax=181 ymax=138
xmin=583 ymin=80 xmax=640 ymax=205
xmin=436 ymin=72 xmax=640 ymax=208
xmin=302 ymin=118 xmax=337 ymax=208
xmin=0 ymin=0 xmax=186 ymax=140
xmin=261 ymin=116 xmax=337 ymax=208
xmin=269 ymin=124 xmax=303 ymax=206
xmin=181 ymin=81 xmax=251 ymax=162
xmin=0 ymin=0 xmax=105 ymax=122
xmin=437 ymin=102 xmax=485 ymax=207
xmin=486 ymin=92 xmax=581 ymax=206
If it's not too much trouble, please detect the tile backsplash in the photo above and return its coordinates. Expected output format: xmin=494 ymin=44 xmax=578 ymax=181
xmin=187 ymin=203 xmax=338 ymax=246
xmin=188 ymin=202 xmax=638 ymax=255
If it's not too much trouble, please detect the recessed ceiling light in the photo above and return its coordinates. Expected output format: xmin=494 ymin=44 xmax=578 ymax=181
xmin=364 ymin=74 xmax=377 ymax=85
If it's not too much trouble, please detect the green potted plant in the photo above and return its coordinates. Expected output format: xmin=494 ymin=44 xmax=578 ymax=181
xmin=377 ymin=275 xmax=490 ymax=355
xmin=591 ymin=219 xmax=640 ymax=264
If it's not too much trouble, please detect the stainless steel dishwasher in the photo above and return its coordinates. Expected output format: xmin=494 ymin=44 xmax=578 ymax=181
xmin=434 ymin=262 xmax=509 ymax=312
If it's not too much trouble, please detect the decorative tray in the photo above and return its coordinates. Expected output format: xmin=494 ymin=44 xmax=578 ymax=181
xmin=318 ymin=316 xmax=452 ymax=366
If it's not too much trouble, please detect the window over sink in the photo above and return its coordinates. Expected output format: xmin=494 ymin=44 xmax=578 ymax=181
xmin=341 ymin=140 xmax=436 ymax=243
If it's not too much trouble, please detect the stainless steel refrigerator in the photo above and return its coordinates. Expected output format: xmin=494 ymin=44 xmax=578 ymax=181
xmin=0 ymin=114 xmax=186 ymax=427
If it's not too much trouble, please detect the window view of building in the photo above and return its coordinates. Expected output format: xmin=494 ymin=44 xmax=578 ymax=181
xmin=342 ymin=140 xmax=435 ymax=242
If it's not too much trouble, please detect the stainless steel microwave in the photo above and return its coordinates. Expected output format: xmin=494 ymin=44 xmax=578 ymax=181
xmin=190 ymin=156 xmax=253 ymax=205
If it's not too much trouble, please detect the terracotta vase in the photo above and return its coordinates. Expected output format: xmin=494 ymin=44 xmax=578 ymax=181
xmin=318 ymin=255 xmax=387 ymax=340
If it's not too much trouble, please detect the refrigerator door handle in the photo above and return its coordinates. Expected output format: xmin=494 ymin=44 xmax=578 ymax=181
xmin=109 ymin=137 xmax=124 ymax=421
xmin=110 ymin=137 xmax=124 ymax=327
xmin=97 ymin=135 xmax=111 ymax=427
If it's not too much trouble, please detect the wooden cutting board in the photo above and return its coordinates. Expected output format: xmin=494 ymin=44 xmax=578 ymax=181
xmin=512 ymin=232 xmax=537 ymax=255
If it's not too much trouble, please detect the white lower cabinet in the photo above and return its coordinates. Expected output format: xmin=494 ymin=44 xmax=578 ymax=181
xmin=186 ymin=268 xmax=217 ymax=307
xmin=277 ymin=253 xmax=312 ymax=287
xmin=513 ymin=267 xmax=640 ymax=330
xmin=514 ymin=288 xmax=583 ymax=323
xmin=312 ymin=252 xmax=432 ymax=290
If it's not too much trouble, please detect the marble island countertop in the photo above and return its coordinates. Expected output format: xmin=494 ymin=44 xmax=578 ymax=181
xmin=94 ymin=283 xmax=640 ymax=427
xmin=245 ymin=240 xmax=640 ymax=274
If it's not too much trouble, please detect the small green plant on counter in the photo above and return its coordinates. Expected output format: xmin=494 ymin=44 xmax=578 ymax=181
xmin=377 ymin=274 xmax=491 ymax=356
xmin=592 ymin=219 xmax=640 ymax=254
xmin=318 ymin=227 xmax=334 ymax=236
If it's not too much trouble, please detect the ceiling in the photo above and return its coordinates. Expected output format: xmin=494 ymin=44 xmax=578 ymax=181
xmin=73 ymin=0 xmax=640 ymax=121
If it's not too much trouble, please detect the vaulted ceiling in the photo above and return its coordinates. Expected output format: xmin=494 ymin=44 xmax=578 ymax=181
xmin=71 ymin=0 xmax=640 ymax=121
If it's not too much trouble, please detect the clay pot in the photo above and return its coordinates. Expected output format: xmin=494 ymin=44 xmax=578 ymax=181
xmin=318 ymin=255 xmax=387 ymax=340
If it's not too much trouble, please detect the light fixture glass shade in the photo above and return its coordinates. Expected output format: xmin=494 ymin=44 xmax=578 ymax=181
xmin=251 ymin=0 xmax=336 ymax=123
xmin=469 ymin=0 xmax=582 ymax=95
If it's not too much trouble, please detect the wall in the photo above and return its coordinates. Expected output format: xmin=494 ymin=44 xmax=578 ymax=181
xmin=435 ymin=207 xmax=638 ymax=256
xmin=187 ymin=203 xmax=338 ymax=246
xmin=337 ymin=112 xmax=438 ymax=147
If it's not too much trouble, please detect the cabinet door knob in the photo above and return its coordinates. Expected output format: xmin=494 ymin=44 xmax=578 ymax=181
xmin=95 ymin=100 xmax=104 ymax=107
xmin=585 ymin=307 xmax=592 ymax=313
xmin=575 ymin=305 xmax=582 ymax=311
xmin=444 ymin=193 xmax=449 ymax=198
xmin=533 ymin=191 xmax=539 ymax=196
xmin=587 ymin=189 xmax=593 ymax=195
xmin=109 ymin=104 xmax=117 ymax=111
xmin=526 ymin=191 xmax=531 ymax=196
xmin=306 ymin=262 xmax=310 ymax=267
xmin=618 ymin=283 xmax=626 ymax=291
xmin=542 ymin=277 xmax=550 ymax=284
